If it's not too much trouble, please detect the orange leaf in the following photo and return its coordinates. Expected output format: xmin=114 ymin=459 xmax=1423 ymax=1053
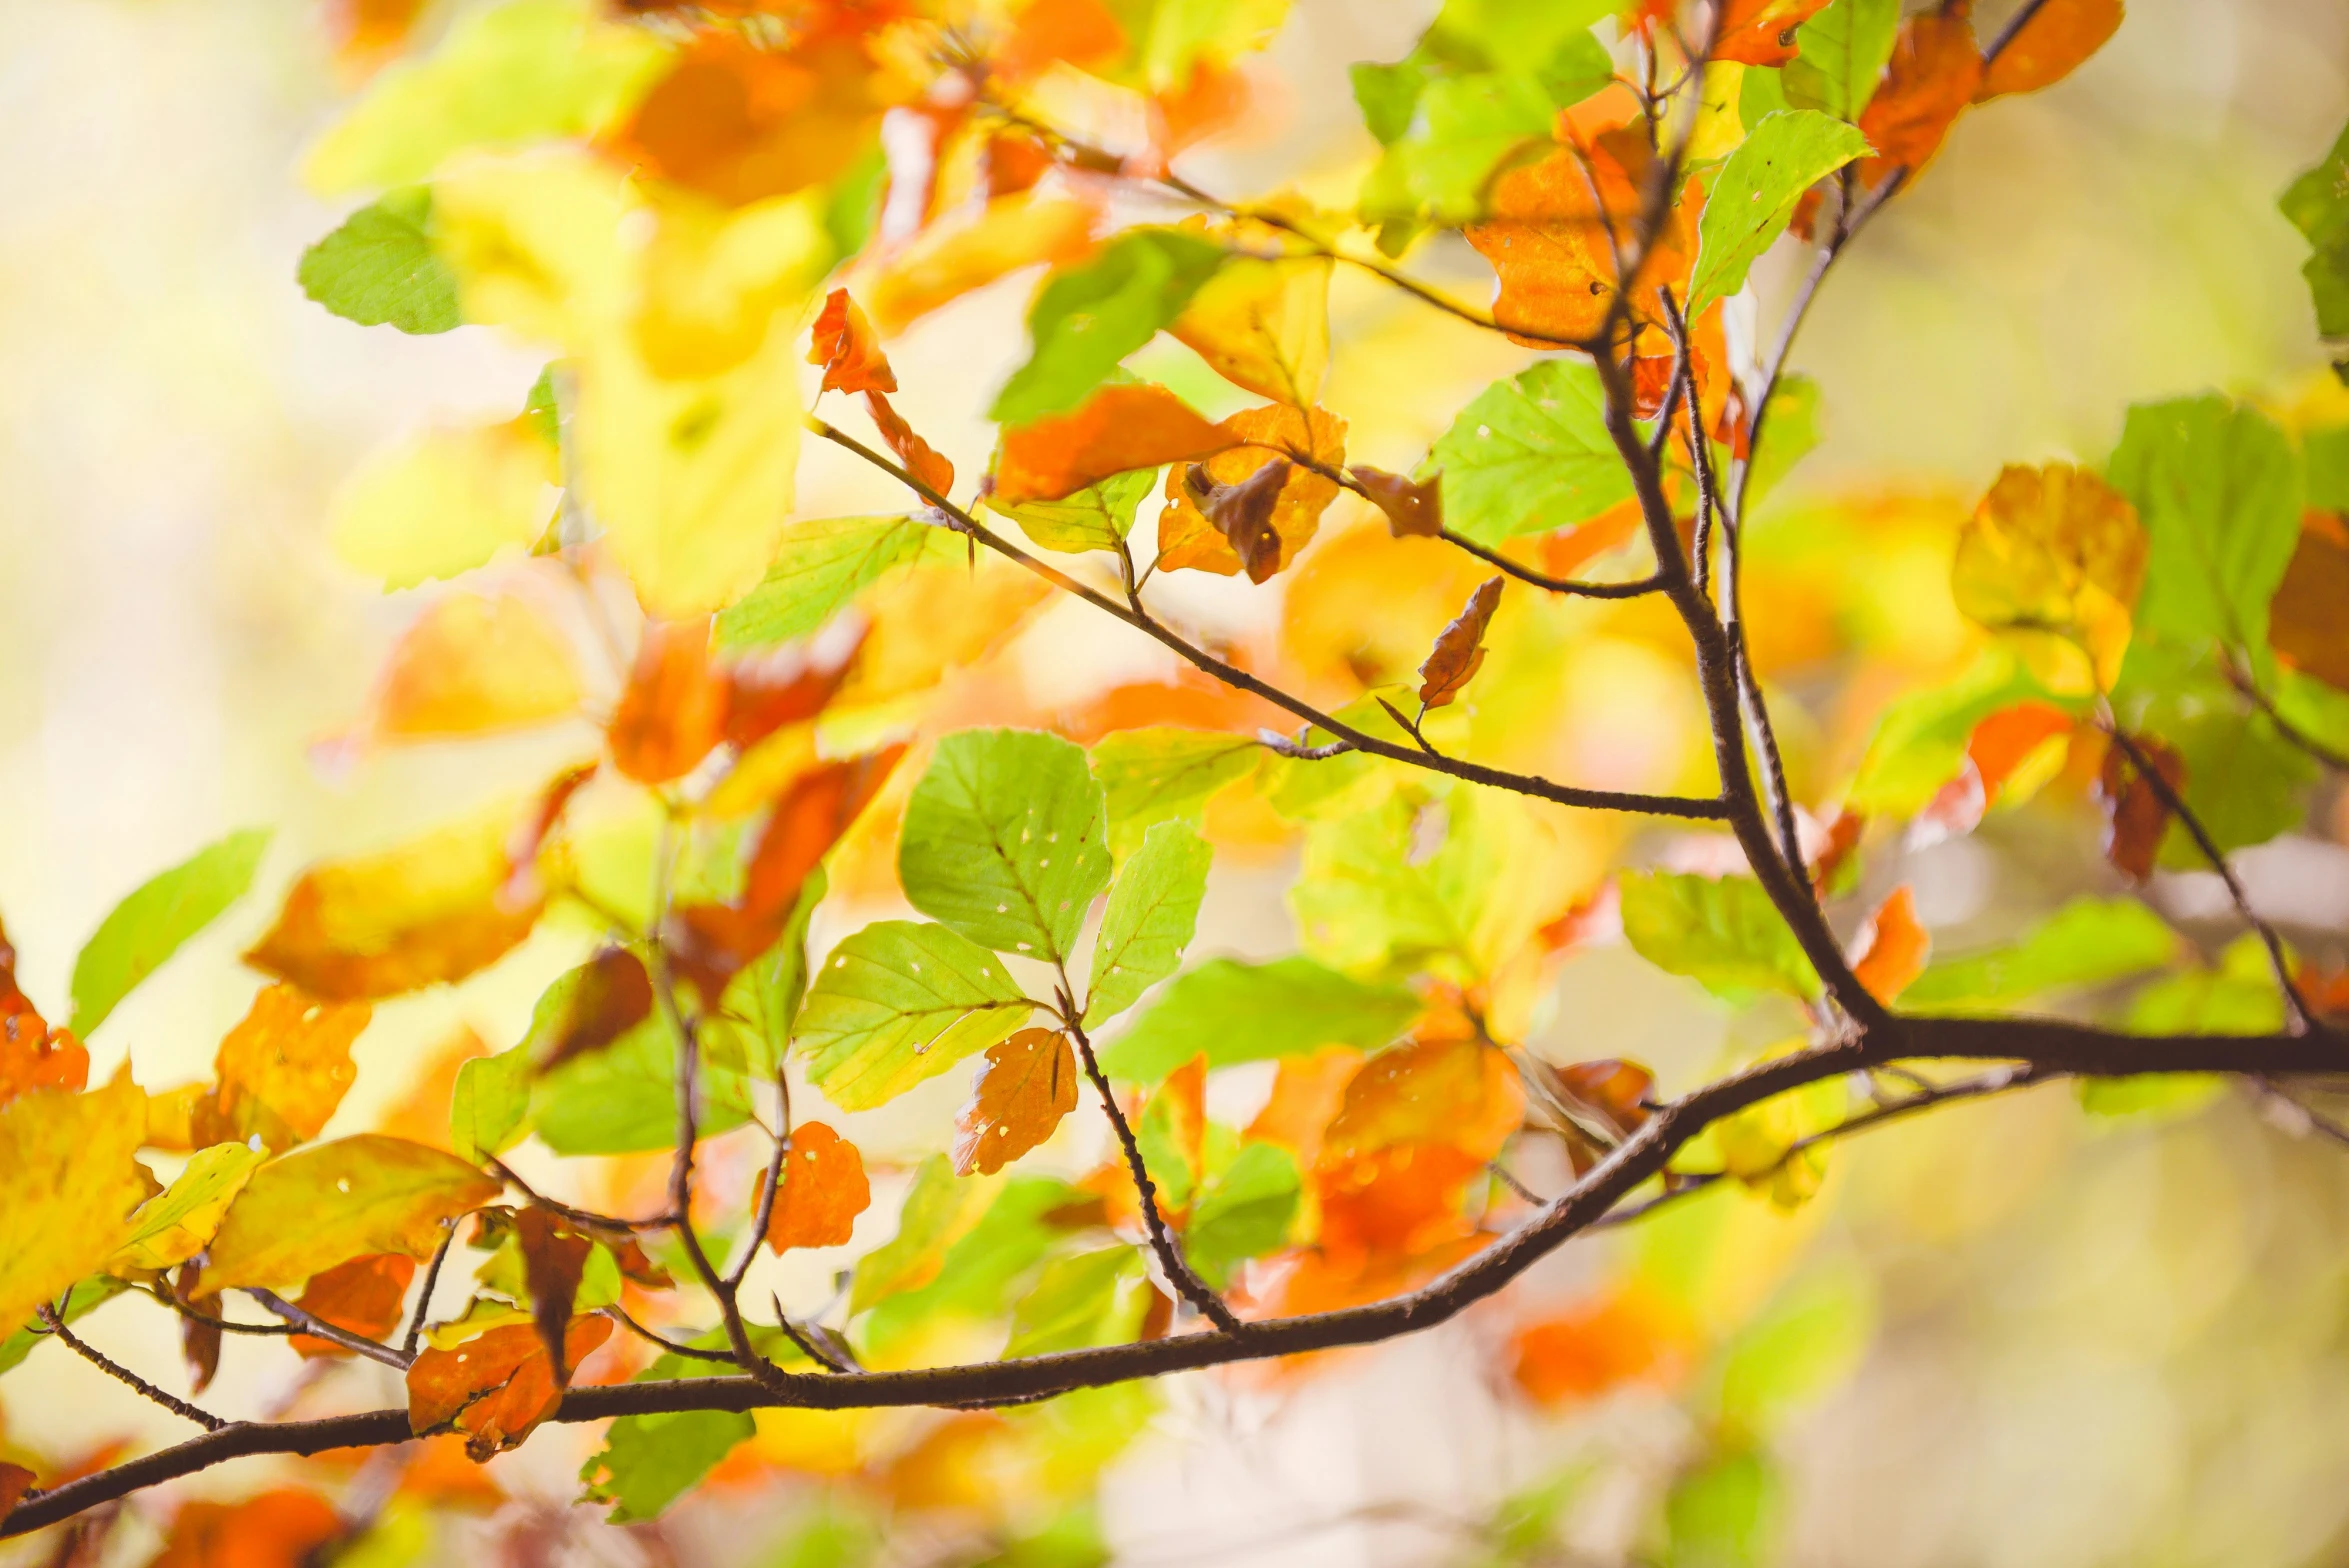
xmin=1351 ymin=466 xmax=1442 ymax=539
xmin=2271 ymin=512 xmax=2349 ymax=692
xmin=1417 ymin=576 xmax=1505 ymax=709
xmin=609 ymin=618 xmax=727 ymax=785
xmin=1510 ymin=1288 xmax=1686 ymax=1406
xmin=0 ymin=1461 xmax=31 ymax=1528
xmin=864 ymin=390 xmax=956 ymax=498
xmin=765 ymin=1121 xmax=871 ymax=1251
xmin=994 ymin=0 xmax=1130 ymax=82
xmin=722 ymin=627 xmax=866 ymax=751
xmin=1859 ymin=4 xmax=1985 ymax=179
xmin=1157 ymin=404 xmax=1346 ymax=579
xmin=1850 ymin=885 xmax=1930 ymax=1003
xmin=994 ymin=382 xmax=1233 ymax=505
xmin=149 ymin=1489 xmax=344 ymax=1568
xmin=606 ymin=32 xmax=891 ymax=208
xmin=198 ymin=983 xmax=371 ymax=1152
xmin=289 ymin=1253 xmax=416 ymax=1359
xmin=366 ymin=592 xmax=582 ymax=743
xmin=1715 ymin=0 xmax=1835 ymax=66
xmin=1977 ymin=0 xmax=2123 ymax=99
xmin=1322 ymin=1036 xmax=1526 ymax=1170
xmin=1541 ymin=1057 xmax=1655 ymax=1145
xmin=2095 ymin=733 xmax=2185 ymax=884
xmin=809 ymin=288 xmax=895 ymax=395
xmin=530 ymin=949 xmax=654 ymax=1070
xmin=862 ymin=192 xmax=1101 ymax=336
xmin=1242 ymin=1046 xmax=1362 ymax=1175
xmin=951 ymin=1027 xmax=1079 ymax=1175
xmin=327 ymin=0 xmax=427 ymax=75
xmin=0 ymin=922 xmax=85 ymax=1108
xmin=1178 ymin=457 xmax=1292 ymax=583
xmin=1314 ymin=1142 xmax=1488 ymax=1267
xmin=405 ymin=1316 xmax=612 ymax=1460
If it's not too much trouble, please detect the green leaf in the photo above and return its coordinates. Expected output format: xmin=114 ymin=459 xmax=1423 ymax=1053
xmin=985 ymin=464 xmax=1158 ymax=556
xmin=109 ymin=1141 xmax=268 ymax=1272
xmin=1781 ymin=0 xmax=1901 ymax=122
xmin=1618 ymin=872 xmax=1821 ymax=1002
xmin=1899 ymin=896 xmax=2180 ymax=1014
xmin=304 ymin=0 xmax=670 ymax=194
xmin=2306 ymin=423 xmax=2349 ymax=511
xmin=2108 ymin=395 xmax=2303 ymax=649
xmin=1096 ymin=956 xmax=1420 ymax=1083
xmin=1663 ymin=1445 xmax=1782 ymax=1568
xmin=0 ymin=1276 xmax=127 ymax=1377
xmin=449 ymin=1049 xmax=533 ymax=1165
xmin=1183 ymin=1142 xmax=1300 ymax=1290
xmin=297 ymin=189 xmax=462 ymax=335
xmin=1742 ymin=372 xmax=1822 ymax=509
xmin=532 ymin=1012 xmax=754 ymax=1155
xmin=582 ymin=1407 xmax=753 ymax=1523
xmin=772 ymin=1504 xmax=884 ymax=1568
xmin=1085 ymin=822 xmax=1211 ymax=1027
xmin=1687 ymin=112 xmax=1871 ymax=314
xmin=2155 ymin=706 xmax=2317 ymax=867
xmin=795 ymin=921 xmax=1036 ymax=1111
xmin=523 ymin=363 xmax=562 ymax=449
xmin=68 ymin=828 xmax=271 ymax=1038
xmin=2281 ymin=120 xmax=2349 ymax=339
xmin=1712 ymin=1263 xmax=1874 ymax=1431
xmin=1089 ymin=728 xmax=1262 ymax=859
xmin=860 ymin=1176 xmax=1072 ymax=1355
xmin=713 ymin=515 xmax=931 ymax=651
xmin=1845 ymin=651 xmax=2072 ymax=815
xmin=1740 ymin=64 xmax=1791 ymax=126
xmin=724 ymin=866 xmax=827 ymax=1082
xmin=899 ymin=729 xmax=1114 ymax=963
xmin=990 ymin=231 xmax=1230 ymax=425
xmin=1425 ymin=360 xmax=1635 ymax=547
xmin=849 ymin=1155 xmax=999 ymax=1312
xmin=1003 ymin=1246 xmax=1150 ymax=1359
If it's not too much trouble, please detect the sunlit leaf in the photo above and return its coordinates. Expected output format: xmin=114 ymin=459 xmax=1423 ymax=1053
xmin=1323 ymin=1034 xmax=1524 ymax=1168
xmin=1718 ymin=0 xmax=1836 ymax=65
xmin=328 ymin=419 xmax=558 ymax=591
xmin=1951 ymin=462 xmax=2147 ymax=691
xmin=714 ymin=514 xmax=929 ymax=650
xmin=1418 ymin=576 xmax=1504 ymax=709
xmin=1184 ymin=1141 xmax=1300 ymax=1289
xmin=1425 ymin=360 xmax=1634 ymax=547
xmin=1848 ymin=885 xmax=1929 ymax=1003
xmin=67 ymin=828 xmax=269 ymax=1038
xmin=582 ymin=1403 xmax=753 ymax=1524
xmin=1618 ymin=872 xmax=1821 ymax=1001
xmin=1158 ymin=404 xmax=1345 ymax=580
xmin=899 ymin=729 xmax=1113 ymax=963
xmin=1899 ymin=895 xmax=2180 ymax=1014
xmin=985 ymin=463 xmax=1158 ymax=556
xmin=1002 ymin=1246 xmax=1150 ymax=1359
xmin=1168 ymin=236 xmax=1331 ymax=404
xmin=531 ymin=1009 xmax=756 ymax=1154
xmin=107 ymin=1141 xmax=266 ymax=1274
xmin=1781 ymin=0 xmax=1900 ymax=122
xmin=405 ymin=1316 xmax=611 ymax=1459
xmin=0 ymin=1072 xmax=148 ymax=1341
xmin=2282 ymin=122 xmax=2349 ymax=344
xmin=449 ymin=1048 xmax=533 ymax=1165
xmin=609 ymin=618 xmax=726 ymax=784
xmin=809 ymin=288 xmax=896 ymax=396
xmin=991 ymin=229 xmax=1230 ymax=425
xmin=994 ymin=382 xmax=1233 ymax=505
xmin=952 ymin=1027 xmax=1081 ymax=1176
xmin=288 ymin=1253 xmax=415 ymax=1359
xmin=848 ymin=1155 xmax=998 ymax=1312
xmin=144 ymin=1489 xmax=345 ymax=1568
xmin=766 ymin=1122 xmax=872 ymax=1251
xmin=2108 ymin=396 xmax=2302 ymax=649
xmin=1511 ymin=1288 xmax=1685 ymax=1406
xmin=1089 ymin=728 xmax=1261 ymax=859
xmin=200 ymin=982 xmax=373 ymax=1151
xmin=861 ymin=192 xmax=1102 ymax=336
xmin=300 ymin=186 xmax=461 ymax=334
xmin=1855 ymin=6 xmax=1981 ymax=176
xmin=364 ymin=592 xmax=585 ymax=744
xmin=196 ymin=1134 xmax=501 ymax=1293
xmin=605 ymin=30 xmax=890 ymax=208
xmin=1976 ymin=0 xmax=2124 ymax=100
xmin=795 ymin=921 xmax=1036 ymax=1111
xmin=1084 ymin=822 xmax=1211 ymax=1027
xmin=1687 ymin=111 xmax=1871 ymax=314
xmin=1096 ymin=956 xmax=1419 ymax=1083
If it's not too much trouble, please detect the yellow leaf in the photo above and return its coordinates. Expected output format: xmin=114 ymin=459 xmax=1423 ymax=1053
xmin=634 ymin=190 xmax=828 ymax=379
xmin=0 ymin=1072 xmax=150 ymax=1340
xmin=196 ymin=1133 xmax=501 ymax=1293
xmin=201 ymin=984 xmax=375 ymax=1152
xmin=430 ymin=151 xmax=635 ymax=344
xmin=1168 ymin=237 xmax=1331 ymax=405
xmin=107 ymin=1140 xmax=267 ymax=1273
xmin=364 ymin=591 xmax=583 ymax=742
xmin=330 ymin=419 xmax=558 ymax=591
xmin=1951 ymin=463 xmax=2146 ymax=691
xmin=858 ymin=193 xmax=1101 ymax=337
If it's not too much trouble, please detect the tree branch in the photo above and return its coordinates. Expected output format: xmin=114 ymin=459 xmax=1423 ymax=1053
xmin=242 ymin=1291 xmax=409 ymax=1372
xmin=34 ymin=1306 xmax=224 ymax=1432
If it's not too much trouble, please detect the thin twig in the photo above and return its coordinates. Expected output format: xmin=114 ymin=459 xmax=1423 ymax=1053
xmin=1438 ymin=530 xmax=1666 ymax=599
xmin=487 ymin=1158 xmax=672 ymax=1232
xmin=1257 ymin=728 xmax=1355 ymax=761
xmin=37 ymin=1306 xmax=225 ymax=1431
xmin=602 ymin=1304 xmax=741 ymax=1365
xmin=771 ymin=1300 xmax=860 ymax=1375
xmin=243 ymin=1291 xmax=410 ymax=1371
xmin=401 ymin=1223 xmax=457 ymax=1360
xmin=2225 ymin=657 xmax=2349 ymax=772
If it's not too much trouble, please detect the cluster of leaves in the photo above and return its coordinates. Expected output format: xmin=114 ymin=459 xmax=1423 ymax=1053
xmin=4 ymin=0 xmax=2347 ymax=1563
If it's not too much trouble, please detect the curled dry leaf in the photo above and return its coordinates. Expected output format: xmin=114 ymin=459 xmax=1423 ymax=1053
xmin=288 ymin=1253 xmax=415 ymax=1359
xmin=765 ymin=1121 xmax=872 ymax=1251
xmin=2096 ymin=732 xmax=2186 ymax=884
xmin=405 ymin=1316 xmax=613 ymax=1460
xmin=863 ymin=389 xmax=956 ymax=498
xmin=993 ymin=381 xmax=1232 ymax=505
xmin=610 ymin=618 xmax=727 ymax=785
xmin=1181 ymin=458 xmax=1291 ymax=583
xmin=1417 ymin=577 xmax=1505 ymax=709
xmin=809 ymin=287 xmax=895 ymax=395
xmin=1859 ymin=4 xmax=1986 ymax=179
xmin=1350 ymin=466 xmax=1442 ymax=539
xmin=1850 ymin=885 xmax=1931 ymax=1004
xmin=952 ymin=1026 xmax=1080 ymax=1176
xmin=1977 ymin=0 xmax=2124 ymax=100
xmin=514 ymin=1208 xmax=594 ymax=1382
xmin=1157 ymin=404 xmax=1346 ymax=580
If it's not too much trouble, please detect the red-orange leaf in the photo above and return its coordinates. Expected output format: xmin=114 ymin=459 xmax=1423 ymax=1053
xmin=609 ymin=618 xmax=726 ymax=785
xmin=2096 ymin=733 xmax=2185 ymax=884
xmin=993 ymin=382 xmax=1232 ymax=505
xmin=148 ymin=1488 xmax=344 ymax=1568
xmin=810 ymin=287 xmax=895 ymax=396
xmin=1859 ymin=4 xmax=1985 ymax=179
xmin=289 ymin=1253 xmax=415 ymax=1359
xmin=0 ymin=1462 xmax=31 ymax=1528
xmin=1351 ymin=466 xmax=1443 ymax=539
xmin=864 ymin=390 xmax=955 ymax=498
xmin=2270 ymin=511 xmax=2349 ymax=692
xmin=605 ymin=31 xmax=891 ymax=208
xmin=200 ymin=983 xmax=372 ymax=1151
xmin=722 ymin=627 xmax=866 ymax=751
xmin=1851 ymin=885 xmax=1931 ymax=1003
xmin=0 ymin=920 xmax=84 ymax=1110
xmin=1417 ymin=576 xmax=1505 ymax=709
xmin=951 ymin=1027 xmax=1080 ymax=1176
xmin=1976 ymin=0 xmax=2123 ymax=100
xmin=405 ymin=1316 xmax=612 ymax=1460
xmin=1510 ymin=1289 xmax=1686 ymax=1406
xmin=764 ymin=1121 xmax=871 ymax=1252
xmin=1715 ymin=0 xmax=1835 ymax=66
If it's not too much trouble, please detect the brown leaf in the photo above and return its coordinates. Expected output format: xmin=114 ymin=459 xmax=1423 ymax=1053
xmin=1182 ymin=458 xmax=1291 ymax=583
xmin=2271 ymin=511 xmax=2349 ymax=692
xmin=172 ymin=1262 xmax=222 ymax=1395
xmin=1977 ymin=0 xmax=2124 ymax=100
xmin=993 ymin=382 xmax=1233 ymax=505
xmin=1157 ymin=404 xmax=1346 ymax=580
xmin=1850 ymin=885 xmax=1931 ymax=1003
xmin=1351 ymin=466 xmax=1443 ymax=539
xmin=197 ymin=983 xmax=372 ymax=1152
xmin=951 ymin=1027 xmax=1080 ymax=1176
xmin=609 ymin=618 xmax=727 ymax=785
xmin=288 ymin=1253 xmax=415 ymax=1359
xmin=1417 ymin=576 xmax=1505 ymax=709
xmin=2096 ymin=732 xmax=2185 ymax=883
xmin=530 ymin=948 xmax=653 ymax=1070
xmin=1859 ymin=3 xmax=1985 ymax=179
xmin=147 ymin=1488 xmax=344 ymax=1568
xmin=404 ymin=1316 xmax=612 ymax=1460
xmin=764 ymin=1121 xmax=871 ymax=1252
xmin=809 ymin=288 xmax=896 ymax=395
xmin=864 ymin=390 xmax=956 ymax=498
xmin=514 ymin=1208 xmax=593 ymax=1384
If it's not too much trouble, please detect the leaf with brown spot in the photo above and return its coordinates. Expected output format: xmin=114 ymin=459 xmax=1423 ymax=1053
xmin=528 ymin=949 xmax=653 ymax=1071
xmin=514 ymin=1209 xmax=593 ymax=1383
xmin=994 ymin=382 xmax=1233 ymax=505
xmin=1977 ymin=0 xmax=2124 ymax=100
xmin=1157 ymin=404 xmax=1345 ymax=580
xmin=1417 ymin=577 xmax=1505 ymax=710
xmin=2270 ymin=511 xmax=2349 ymax=691
xmin=1351 ymin=466 xmax=1442 ymax=539
xmin=288 ymin=1253 xmax=415 ymax=1359
xmin=764 ymin=1121 xmax=871 ymax=1252
xmin=863 ymin=390 xmax=955 ymax=498
xmin=405 ymin=1316 xmax=612 ymax=1460
xmin=951 ymin=1027 xmax=1080 ymax=1176
xmin=197 ymin=983 xmax=372 ymax=1152
xmin=2096 ymin=733 xmax=2186 ymax=884
xmin=809 ymin=288 xmax=895 ymax=395
xmin=1850 ymin=885 xmax=1931 ymax=1003
xmin=609 ymin=618 xmax=727 ymax=785
xmin=1859 ymin=4 xmax=1985 ymax=179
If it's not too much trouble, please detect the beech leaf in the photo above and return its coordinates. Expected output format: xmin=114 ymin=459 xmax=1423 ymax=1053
xmin=1417 ymin=576 xmax=1504 ymax=709
xmin=196 ymin=1134 xmax=501 ymax=1294
xmin=765 ymin=1122 xmax=872 ymax=1251
xmin=952 ymin=1027 xmax=1081 ymax=1176
xmin=67 ymin=827 xmax=270 ymax=1039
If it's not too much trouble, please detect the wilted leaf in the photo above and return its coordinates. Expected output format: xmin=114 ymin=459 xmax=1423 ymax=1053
xmin=0 ymin=944 xmax=86 ymax=1104
xmin=765 ymin=1121 xmax=871 ymax=1251
xmin=1351 ymin=466 xmax=1443 ymax=538
xmin=1951 ymin=462 xmax=2147 ymax=691
xmin=1097 ymin=956 xmax=1421 ymax=1083
xmin=197 ymin=1134 xmax=501 ymax=1293
xmin=108 ymin=1141 xmax=267 ymax=1273
xmin=299 ymin=187 xmax=460 ymax=334
xmin=328 ymin=419 xmax=558 ymax=591
xmin=2268 ymin=511 xmax=2349 ymax=691
xmin=1418 ymin=576 xmax=1505 ymax=709
xmin=714 ymin=514 xmax=930 ymax=650
xmin=899 ymin=729 xmax=1113 ymax=963
xmin=2095 ymin=733 xmax=2186 ymax=883
xmin=1977 ymin=0 xmax=2123 ymax=100
xmin=796 ymin=921 xmax=1036 ymax=1111
xmin=953 ymin=1027 xmax=1081 ymax=1177
xmin=288 ymin=1253 xmax=416 ymax=1359
xmin=1157 ymin=404 xmax=1345 ymax=580
xmin=1085 ymin=822 xmax=1211 ymax=1027
xmin=809 ymin=287 xmax=895 ymax=395
xmin=991 ymin=229 xmax=1229 ymax=424
xmin=1856 ymin=6 xmax=1982 ymax=176
xmin=1426 ymin=360 xmax=1634 ymax=546
xmin=0 ymin=1072 xmax=150 ymax=1341
xmin=201 ymin=983 xmax=373 ymax=1151
xmin=405 ymin=1316 xmax=612 ymax=1459
xmin=861 ymin=388 xmax=957 ymax=498
xmin=1849 ymin=885 xmax=1929 ymax=1003
xmin=67 ymin=827 xmax=269 ymax=1039
xmin=609 ymin=618 xmax=726 ymax=784
xmin=994 ymin=382 xmax=1233 ymax=505
xmin=1178 ymin=457 xmax=1292 ymax=582
xmin=1618 ymin=872 xmax=1822 ymax=1001
xmin=1688 ymin=111 xmax=1871 ymax=313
